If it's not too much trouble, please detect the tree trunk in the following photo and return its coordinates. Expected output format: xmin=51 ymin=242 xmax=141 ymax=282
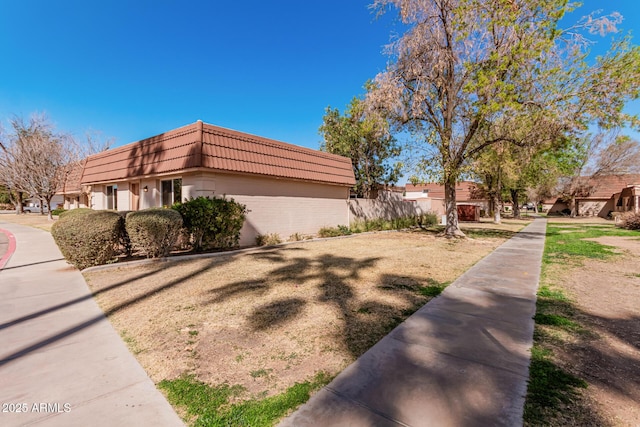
xmin=11 ymin=190 xmax=24 ymax=215
xmin=444 ymin=175 xmax=465 ymax=238
xmin=511 ymin=189 xmax=521 ymax=219
xmin=569 ymin=196 xmax=577 ymax=217
xmin=492 ymin=192 xmax=501 ymax=224
xmin=44 ymin=196 xmax=54 ymax=220
xmin=488 ymin=195 xmax=494 ymax=214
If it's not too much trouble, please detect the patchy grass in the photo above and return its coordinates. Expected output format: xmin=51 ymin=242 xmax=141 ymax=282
xmin=533 ymin=313 xmax=580 ymax=331
xmin=84 ymin=221 xmax=525 ymax=426
xmin=417 ymin=278 xmax=451 ymax=297
xmin=159 ymin=372 xmax=331 ymax=427
xmin=525 ymin=345 xmax=588 ymax=423
xmin=524 ymin=222 xmax=639 ymax=425
xmin=543 ymin=224 xmax=635 ymax=264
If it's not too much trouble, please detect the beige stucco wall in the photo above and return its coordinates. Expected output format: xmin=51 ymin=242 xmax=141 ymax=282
xmin=90 ymin=171 xmax=350 ymax=246
xmin=348 ymin=191 xmax=432 ymax=221
xmin=429 ymin=198 xmax=446 ymax=216
xmin=90 ymin=184 xmax=104 ymax=210
xmin=548 ymin=199 xmax=611 ymax=218
xmin=234 ymin=196 xmax=348 ymax=246
xmin=185 ymin=172 xmax=350 ymax=246
xmin=62 ymin=194 xmax=89 ymax=210
xmin=580 ymin=200 xmax=609 ymax=218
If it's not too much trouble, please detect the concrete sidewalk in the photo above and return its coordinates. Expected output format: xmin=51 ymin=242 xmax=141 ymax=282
xmin=0 ymin=222 xmax=183 ymax=426
xmin=281 ymin=218 xmax=547 ymax=427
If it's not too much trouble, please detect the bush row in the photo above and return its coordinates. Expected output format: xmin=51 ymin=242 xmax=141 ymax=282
xmin=52 ymin=196 xmax=246 ymax=269
xmin=318 ymin=213 xmax=438 ymax=238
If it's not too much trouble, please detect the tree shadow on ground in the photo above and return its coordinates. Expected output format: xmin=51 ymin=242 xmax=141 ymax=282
xmin=203 ymin=248 xmax=439 ymax=359
xmin=285 ymin=274 xmax=551 ymax=426
xmin=0 ymin=254 xmax=240 ymax=366
xmin=248 ymin=298 xmax=307 ymax=331
xmin=526 ymin=293 xmax=640 ymax=426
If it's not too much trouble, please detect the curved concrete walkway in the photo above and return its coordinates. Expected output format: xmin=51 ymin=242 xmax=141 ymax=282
xmin=0 ymin=221 xmax=183 ymax=426
xmin=281 ymin=218 xmax=547 ymax=427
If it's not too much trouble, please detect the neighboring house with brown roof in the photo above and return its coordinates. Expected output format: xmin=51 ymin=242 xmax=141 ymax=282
xmin=548 ymin=174 xmax=640 ymax=217
xmin=611 ymin=184 xmax=640 ymax=215
xmin=57 ymin=161 xmax=89 ymax=210
xmin=404 ymin=181 xmax=489 ymax=216
xmin=80 ymin=120 xmax=356 ymax=245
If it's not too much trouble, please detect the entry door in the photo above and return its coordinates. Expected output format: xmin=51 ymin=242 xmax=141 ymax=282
xmin=131 ymin=183 xmax=140 ymax=210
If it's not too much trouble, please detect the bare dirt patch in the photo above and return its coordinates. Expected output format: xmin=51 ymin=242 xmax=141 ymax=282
xmin=547 ymin=235 xmax=640 ymax=426
xmin=83 ymin=225 xmax=521 ymax=402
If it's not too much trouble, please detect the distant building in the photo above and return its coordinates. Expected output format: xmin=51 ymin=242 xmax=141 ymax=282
xmin=548 ymin=174 xmax=640 ymax=217
xmin=404 ymin=181 xmax=489 ymax=216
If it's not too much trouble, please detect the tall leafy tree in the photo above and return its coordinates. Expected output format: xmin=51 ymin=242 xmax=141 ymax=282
xmin=367 ymin=0 xmax=640 ymax=237
xmin=320 ymin=96 xmax=401 ymax=198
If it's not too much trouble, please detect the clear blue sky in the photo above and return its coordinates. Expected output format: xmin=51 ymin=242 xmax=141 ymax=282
xmin=1 ymin=0 xmax=638 ymax=156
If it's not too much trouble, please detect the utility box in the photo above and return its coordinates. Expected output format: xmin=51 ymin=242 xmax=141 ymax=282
xmin=457 ymin=204 xmax=480 ymax=222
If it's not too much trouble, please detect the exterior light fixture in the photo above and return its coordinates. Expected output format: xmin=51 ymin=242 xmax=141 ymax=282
xmin=143 ymin=186 xmax=148 ymax=192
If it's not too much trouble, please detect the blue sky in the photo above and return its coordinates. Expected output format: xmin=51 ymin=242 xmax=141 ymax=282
xmin=1 ymin=0 xmax=638 ymax=158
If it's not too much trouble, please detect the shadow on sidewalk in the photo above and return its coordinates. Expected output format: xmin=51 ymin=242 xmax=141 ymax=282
xmin=0 ymin=254 xmax=240 ymax=366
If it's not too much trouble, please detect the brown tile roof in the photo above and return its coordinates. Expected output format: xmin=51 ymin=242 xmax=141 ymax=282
xmin=57 ymin=161 xmax=85 ymax=194
xmin=80 ymin=121 xmax=355 ymax=186
xmin=405 ymin=181 xmax=485 ymax=200
xmin=582 ymin=174 xmax=640 ymax=199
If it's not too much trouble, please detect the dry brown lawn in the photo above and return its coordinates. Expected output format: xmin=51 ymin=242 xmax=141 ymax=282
xmin=83 ymin=220 xmax=528 ymax=401
xmin=0 ymin=211 xmax=56 ymax=231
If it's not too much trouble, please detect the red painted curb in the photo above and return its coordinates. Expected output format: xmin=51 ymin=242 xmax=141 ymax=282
xmin=0 ymin=228 xmax=17 ymax=270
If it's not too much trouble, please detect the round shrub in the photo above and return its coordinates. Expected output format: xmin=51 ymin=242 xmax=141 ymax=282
xmin=173 ymin=196 xmax=247 ymax=251
xmin=125 ymin=208 xmax=183 ymax=258
xmin=256 ymin=233 xmax=282 ymax=246
xmin=418 ymin=212 xmax=439 ymax=227
xmin=618 ymin=211 xmax=640 ymax=230
xmin=52 ymin=210 xmax=124 ymax=270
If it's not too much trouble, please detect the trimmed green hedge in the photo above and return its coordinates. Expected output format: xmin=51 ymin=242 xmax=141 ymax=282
xmin=173 ymin=196 xmax=247 ymax=251
xmin=52 ymin=210 xmax=124 ymax=270
xmin=125 ymin=209 xmax=183 ymax=258
xmin=58 ymin=208 xmax=93 ymax=218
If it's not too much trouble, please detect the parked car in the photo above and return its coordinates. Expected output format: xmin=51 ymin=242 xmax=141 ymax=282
xmin=23 ymin=203 xmax=49 ymax=213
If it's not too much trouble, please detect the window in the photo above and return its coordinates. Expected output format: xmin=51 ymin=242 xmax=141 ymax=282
xmin=161 ymin=178 xmax=182 ymax=206
xmin=106 ymin=185 xmax=118 ymax=210
xmin=422 ymin=189 xmax=429 ymax=194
